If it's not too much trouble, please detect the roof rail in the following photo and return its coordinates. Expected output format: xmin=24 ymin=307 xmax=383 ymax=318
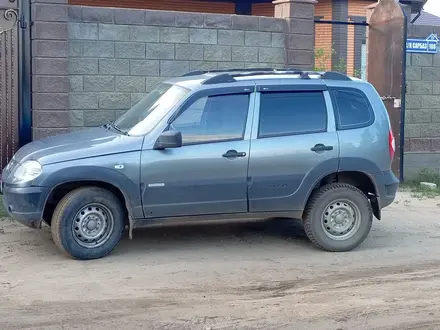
xmin=321 ymin=71 xmax=351 ymax=81
xmin=182 ymin=68 xmax=278 ymax=77
xmin=226 ymin=70 xmax=304 ymax=79
xmin=184 ymin=69 xmax=352 ymax=85
xmin=237 ymin=70 xmax=352 ymax=81
xmin=182 ymin=70 xmax=205 ymax=77
xmin=300 ymin=72 xmax=312 ymax=79
xmin=202 ymin=74 xmax=237 ymax=85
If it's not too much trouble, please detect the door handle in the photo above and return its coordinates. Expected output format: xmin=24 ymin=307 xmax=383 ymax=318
xmin=311 ymin=144 xmax=334 ymax=152
xmin=222 ymin=150 xmax=246 ymax=158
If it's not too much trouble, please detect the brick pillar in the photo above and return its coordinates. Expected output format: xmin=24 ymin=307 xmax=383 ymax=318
xmin=273 ymin=0 xmax=316 ymax=70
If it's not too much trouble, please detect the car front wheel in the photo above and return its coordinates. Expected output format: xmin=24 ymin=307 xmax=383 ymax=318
xmin=51 ymin=187 xmax=125 ymax=260
xmin=303 ymin=183 xmax=373 ymax=252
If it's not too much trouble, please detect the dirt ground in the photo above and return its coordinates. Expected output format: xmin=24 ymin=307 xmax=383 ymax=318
xmin=1 ymin=192 xmax=440 ymax=330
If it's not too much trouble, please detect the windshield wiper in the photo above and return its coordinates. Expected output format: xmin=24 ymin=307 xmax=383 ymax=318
xmin=105 ymin=122 xmax=128 ymax=135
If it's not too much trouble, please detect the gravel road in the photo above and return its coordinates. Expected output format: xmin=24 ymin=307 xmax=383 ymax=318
xmin=1 ymin=191 xmax=440 ymax=330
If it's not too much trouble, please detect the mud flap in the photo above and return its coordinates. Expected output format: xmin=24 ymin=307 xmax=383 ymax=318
xmin=128 ymin=215 xmax=134 ymax=239
xmin=370 ymin=194 xmax=381 ymax=220
xmin=30 ymin=219 xmax=43 ymax=229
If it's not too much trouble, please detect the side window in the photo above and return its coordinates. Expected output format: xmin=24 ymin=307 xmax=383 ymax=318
xmin=172 ymin=93 xmax=250 ymax=145
xmin=330 ymin=89 xmax=374 ymax=130
xmin=172 ymin=97 xmax=207 ymax=127
xmin=258 ymin=91 xmax=327 ymax=138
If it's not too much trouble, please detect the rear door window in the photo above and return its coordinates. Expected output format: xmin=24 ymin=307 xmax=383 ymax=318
xmin=258 ymin=91 xmax=327 ymax=138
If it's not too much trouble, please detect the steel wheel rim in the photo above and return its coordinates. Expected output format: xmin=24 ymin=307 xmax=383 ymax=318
xmin=321 ymin=199 xmax=361 ymax=241
xmin=72 ymin=203 xmax=115 ymax=248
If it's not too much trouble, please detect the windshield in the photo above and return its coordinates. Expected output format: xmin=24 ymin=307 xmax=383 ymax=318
xmin=114 ymin=83 xmax=189 ymax=136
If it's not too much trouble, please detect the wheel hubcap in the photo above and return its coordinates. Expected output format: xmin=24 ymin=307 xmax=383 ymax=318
xmin=322 ymin=200 xmax=361 ymax=240
xmin=72 ymin=203 xmax=115 ymax=248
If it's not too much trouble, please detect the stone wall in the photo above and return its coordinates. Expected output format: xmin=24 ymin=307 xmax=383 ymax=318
xmin=66 ymin=7 xmax=287 ymax=128
xmin=404 ymin=24 xmax=440 ymax=179
xmin=31 ymin=0 xmax=70 ymax=139
xmin=31 ymin=0 xmax=318 ymax=136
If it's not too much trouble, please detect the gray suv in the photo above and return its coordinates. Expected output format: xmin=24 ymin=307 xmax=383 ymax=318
xmin=1 ymin=69 xmax=399 ymax=260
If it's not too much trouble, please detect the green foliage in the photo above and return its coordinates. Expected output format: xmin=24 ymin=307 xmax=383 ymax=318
xmin=314 ymin=44 xmax=360 ymax=77
xmin=314 ymin=47 xmax=335 ymax=72
xmin=353 ymin=69 xmax=362 ymax=79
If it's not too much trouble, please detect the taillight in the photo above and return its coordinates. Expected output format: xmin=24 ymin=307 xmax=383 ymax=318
xmin=389 ymin=129 xmax=395 ymax=161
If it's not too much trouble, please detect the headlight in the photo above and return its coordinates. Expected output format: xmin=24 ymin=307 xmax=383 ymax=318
xmin=11 ymin=160 xmax=42 ymax=184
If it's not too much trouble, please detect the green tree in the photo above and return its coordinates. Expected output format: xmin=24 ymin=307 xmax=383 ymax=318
xmin=314 ymin=43 xmax=354 ymax=76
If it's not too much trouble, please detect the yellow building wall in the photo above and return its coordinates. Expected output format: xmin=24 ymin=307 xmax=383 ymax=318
xmin=251 ymin=3 xmax=274 ymax=16
xmin=315 ymin=0 xmax=333 ymax=71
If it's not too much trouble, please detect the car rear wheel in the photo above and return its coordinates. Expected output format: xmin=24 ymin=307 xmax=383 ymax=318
xmin=303 ymin=183 xmax=373 ymax=252
xmin=51 ymin=187 xmax=125 ymax=260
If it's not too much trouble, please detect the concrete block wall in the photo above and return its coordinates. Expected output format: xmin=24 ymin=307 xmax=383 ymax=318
xmin=31 ymin=3 xmax=288 ymax=134
xmin=30 ymin=2 xmax=319 ymax=137
xmin=31 ymin=0 xmax=70 ymax=139
xmin=404 ymin=25 xmax=440 ymax=178
xmin=67 ymin=8 xmax=286 ymax=128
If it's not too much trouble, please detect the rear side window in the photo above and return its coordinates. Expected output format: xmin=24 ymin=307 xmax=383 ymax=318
xmin=330 ymin=88 xmax=374 ymax=130
xmin=258 ymin=91 xmax=327 ymax=138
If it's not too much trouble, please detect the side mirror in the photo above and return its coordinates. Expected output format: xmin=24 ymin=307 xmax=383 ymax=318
xmin=154 ymin=130 xmax=182 ymax=150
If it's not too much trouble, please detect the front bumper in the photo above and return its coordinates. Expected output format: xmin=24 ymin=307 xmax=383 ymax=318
xmin=1 ymin=183 xmax=49 ymax=229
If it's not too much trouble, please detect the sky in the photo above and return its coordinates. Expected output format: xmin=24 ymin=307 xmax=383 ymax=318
xmin=424 ymin=0 xmax=440 ymax=16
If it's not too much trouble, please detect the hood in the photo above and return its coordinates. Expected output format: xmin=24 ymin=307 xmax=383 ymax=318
xmin=13 ymin=127 xmax=144 ymax=165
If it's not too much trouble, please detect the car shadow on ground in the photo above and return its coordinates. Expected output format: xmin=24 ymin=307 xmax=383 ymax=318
xmin=113 ymin=218 xmax=314 ymax=254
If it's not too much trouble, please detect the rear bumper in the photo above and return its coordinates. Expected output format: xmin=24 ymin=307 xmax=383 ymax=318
xmin=1 ymin=184 xmax=49 ymax=229
xmin=375 ymin=170 xmax=399 ymax=209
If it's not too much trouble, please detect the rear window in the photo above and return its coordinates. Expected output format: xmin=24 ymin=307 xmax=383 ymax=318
xmin=330 ymin=88 xmax=374 ymax=130
xmin=258 ymin=91 xmax=327 ymax=138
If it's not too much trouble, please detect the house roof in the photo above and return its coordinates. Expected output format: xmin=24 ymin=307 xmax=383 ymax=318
xmin=412 ymin=10 xmax=440 ymax=26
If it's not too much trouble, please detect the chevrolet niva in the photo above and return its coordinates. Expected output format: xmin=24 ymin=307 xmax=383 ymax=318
xmin=1 ymin=69 xmax=399 ymax=260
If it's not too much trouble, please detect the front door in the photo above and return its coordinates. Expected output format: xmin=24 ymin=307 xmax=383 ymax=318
xmin=140 ymin=88 xmax=255 ymax=218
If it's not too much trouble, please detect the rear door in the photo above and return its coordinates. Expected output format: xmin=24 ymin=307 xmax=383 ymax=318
xmin=248 ymin=83 xmax=340 ymax=213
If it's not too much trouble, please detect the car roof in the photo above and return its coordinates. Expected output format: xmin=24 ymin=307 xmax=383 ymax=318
xmin=168 ymin=69 xmax=369 ymax=91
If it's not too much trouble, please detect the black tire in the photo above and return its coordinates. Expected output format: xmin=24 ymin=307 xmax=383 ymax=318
xmin=303 ymin=183 xmax=373 ymax=252
xmin=51 ymin=187 xmax=125 ymax=260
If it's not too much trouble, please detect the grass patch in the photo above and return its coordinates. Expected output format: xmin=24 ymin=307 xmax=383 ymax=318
xmin=0 ymin=196 xmax=8 ymax=218
xmin=400 ymin=168 xmax=440 ymax=199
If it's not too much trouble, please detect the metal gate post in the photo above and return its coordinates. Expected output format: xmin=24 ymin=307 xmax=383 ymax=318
xmin=367 ymin=0 xmax=407 ymax=179
xmin=18 ymin=0 xmax=32 ymax=148
xmin=0 ymin=0 xmax=20 ymax=170
xmin=400 ymin=11 xmax=408 ymax=182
